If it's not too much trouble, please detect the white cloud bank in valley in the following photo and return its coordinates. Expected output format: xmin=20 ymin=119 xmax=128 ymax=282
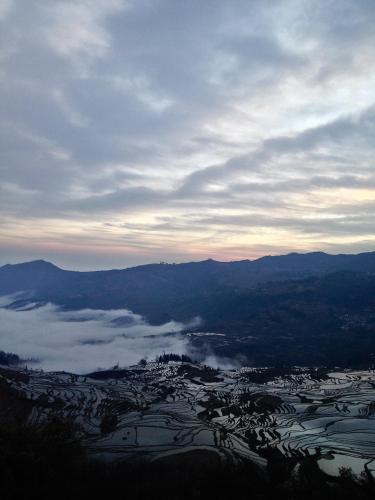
xmin=0 ymin=296 xmax=196 ymax=373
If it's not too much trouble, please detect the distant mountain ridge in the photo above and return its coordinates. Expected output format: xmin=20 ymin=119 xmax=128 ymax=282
xmin=1 ymin=251 xmax=375 ymax=321
xmin=4 ymin=250 xmax=375 ymax=275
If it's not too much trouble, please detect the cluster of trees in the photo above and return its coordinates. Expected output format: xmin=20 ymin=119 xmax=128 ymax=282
xmin=155 ymin=353 xmax=193 ymax=364
xmin=138 ymin=353 xmax=194 ymax=366
xmin=0 ymin=350 xmax=21 ymax=366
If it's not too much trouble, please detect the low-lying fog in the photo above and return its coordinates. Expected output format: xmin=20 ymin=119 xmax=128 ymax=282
xmin=0 ymin=295 xmax=199 ymax=373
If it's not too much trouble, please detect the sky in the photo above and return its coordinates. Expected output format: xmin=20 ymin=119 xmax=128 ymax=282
xmin=1 ymin=0 xmax=375 ymax=270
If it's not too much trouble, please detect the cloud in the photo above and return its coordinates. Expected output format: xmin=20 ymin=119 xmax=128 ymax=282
xmin=0 ymin=295 xmax=198 ymax=373
xmin=43 ymin=0 xmax=124 ymax=64
xmin=1 ymin=1 xmax=375 ymax=267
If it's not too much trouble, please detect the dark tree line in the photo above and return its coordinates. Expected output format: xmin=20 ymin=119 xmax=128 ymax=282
xmin=155 ymin=352 xmax=193 ymax=364
xmin=0 ymin=350 xmax=21 ymax=366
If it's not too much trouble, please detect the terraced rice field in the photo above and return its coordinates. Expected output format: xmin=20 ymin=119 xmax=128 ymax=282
xmin=1 ymin=363 xmax=375 ymax=476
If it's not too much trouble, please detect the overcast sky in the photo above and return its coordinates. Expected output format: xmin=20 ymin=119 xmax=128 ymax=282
xmin=1 ymin=0 xmax=375 ymax=270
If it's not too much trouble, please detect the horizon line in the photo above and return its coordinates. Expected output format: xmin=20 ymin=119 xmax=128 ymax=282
xmin=2 ymin=248 xmax=375 ymax=273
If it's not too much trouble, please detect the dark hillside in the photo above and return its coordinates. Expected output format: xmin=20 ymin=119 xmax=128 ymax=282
xmin=1 ymin=251 xmax=375 ymax=322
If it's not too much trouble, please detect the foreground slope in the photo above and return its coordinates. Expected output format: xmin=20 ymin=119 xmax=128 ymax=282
xmin=1 ymin=362 xmax=375 ymax=478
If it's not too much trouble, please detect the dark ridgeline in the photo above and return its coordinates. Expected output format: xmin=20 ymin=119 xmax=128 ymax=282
xmin=1 ymin=251 xmax=375 ymax=319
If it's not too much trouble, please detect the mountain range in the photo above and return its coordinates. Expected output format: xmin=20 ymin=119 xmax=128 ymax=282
xmin=1 ymin=250 xmax=375 ymax=314
xmin=1 ymin=251 xmax=375 ymax=366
